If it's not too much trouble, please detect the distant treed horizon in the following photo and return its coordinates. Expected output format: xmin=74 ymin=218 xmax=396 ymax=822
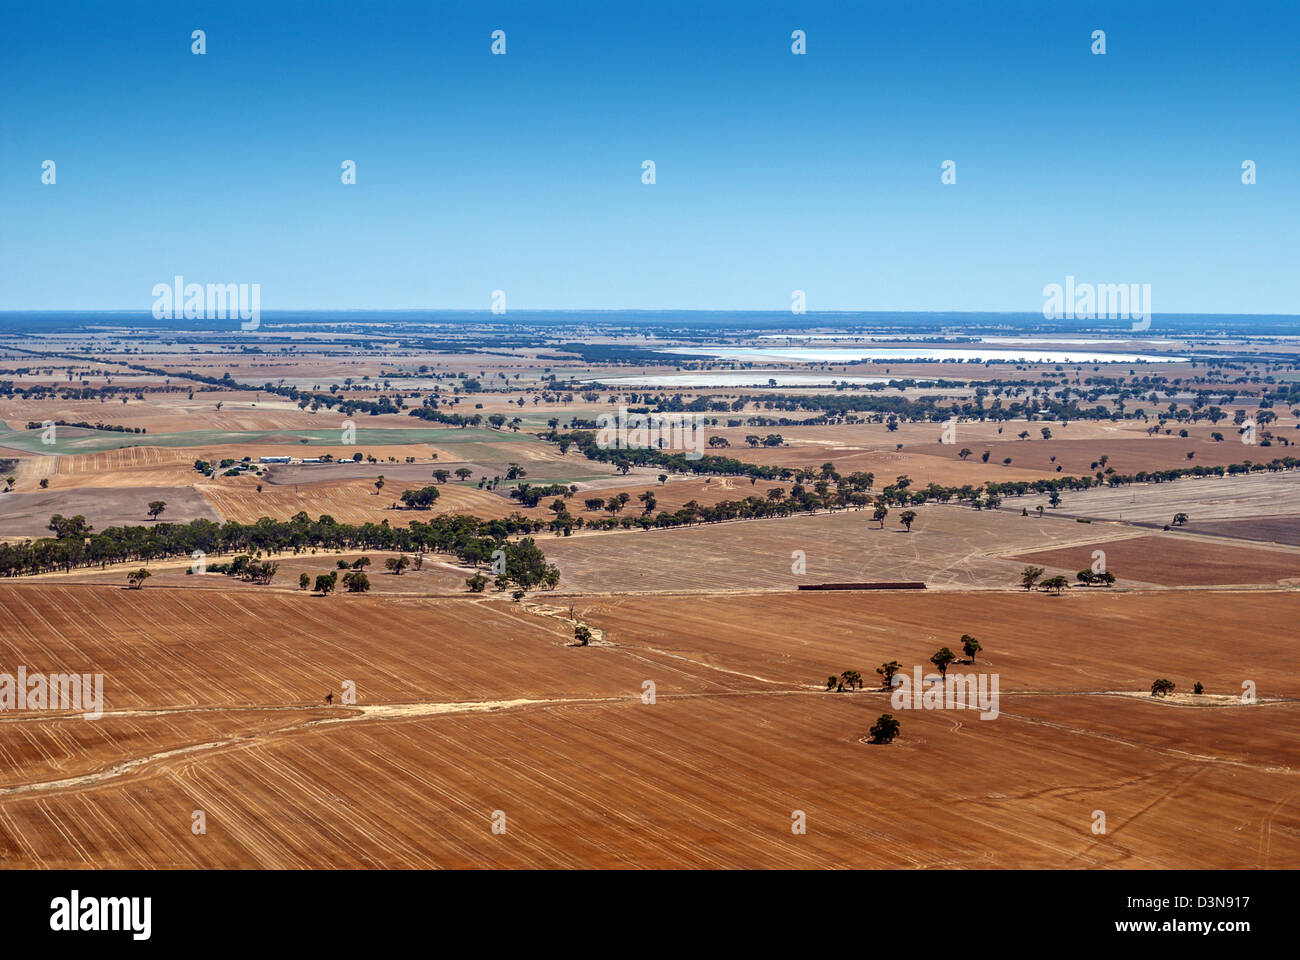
xmin=2 ymin=1 xmax=1296 ymax=313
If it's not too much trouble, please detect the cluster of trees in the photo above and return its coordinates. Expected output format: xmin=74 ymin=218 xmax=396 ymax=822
xmin=297 ymin=555 xmax=383 ymax=593
xmin=869 ymin=714 xmax=900 ymax=744
xmin=206 ymin=554 xmax=279 ymax=584
xmin=26 ymin=419 xmax=145 ymax=434
xmin=581 ymin=492 xmax=634 ymax=515
xmin=306 ymin=568 xmax=372 ymax=594
xmin=1075 ymin=569 xmax=1116 ymax=587
xmin=1018 ymin=566 xmax=1072 ymax=594
xmin=1151 ymin=679 xmax=1207 ymax=697
xmin=830 ymin=637 xmax=983 ymax=695
xmin=409 ymin=406 xmax=482 ymax=428
xmin=509 ymin=482 xmax=573 ymax=508
xmin=841 ymin=637 xmax=991 ymax=746
xmin=0 ymin=511 xmax=559 ymax=593
xmin=464 ymin=538 xmax=559 ymax=592
xmin=631 ymin=393 xmax=732 ymax=413
xmin=344 ymin=570 xmax=371 ymax=591
xmin=826 ymin=670 xmax=864 ymax=691
xmin=398 ymin=486 xmax=441 ymax=509
xmin=1021 ymin=564 xmax=1117 ymax=592
xmin=747 ymin=391 xmax=944 ymax=421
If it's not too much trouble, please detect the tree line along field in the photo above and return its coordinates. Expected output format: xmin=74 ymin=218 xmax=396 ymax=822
xmin=29 ymin=549 xmax=484 ymax=595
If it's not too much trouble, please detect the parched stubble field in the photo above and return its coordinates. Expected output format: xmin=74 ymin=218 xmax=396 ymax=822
xmin=197 ymin=477 xmax=525 ymax=525
xmin=0 ymin=585 xmax=1295 ymax=868
xmin=1017 ymin=471 xmax=1300 ymax=525
xmin=537 ymin=503 xmax=1125 ymax=593
xmin=0 ymin=484 xmax=220 ymax=541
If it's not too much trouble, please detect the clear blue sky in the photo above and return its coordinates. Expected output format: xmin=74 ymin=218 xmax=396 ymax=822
xmin=1 ymin=0 xmax=1296 ymax=313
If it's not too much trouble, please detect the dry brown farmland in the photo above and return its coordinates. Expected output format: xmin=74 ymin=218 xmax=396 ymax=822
xmin=4 ymin=327 xmax=1300 ymax=874
xmin=538 ymin=503 xmax=1117 ymax=593
xmin=0 ymin=586 xmax=1295 ymax=868
xmin=1011 ymin=534 xmax=1300 ymax=587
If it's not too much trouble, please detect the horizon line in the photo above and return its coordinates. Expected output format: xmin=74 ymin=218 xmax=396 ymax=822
xmin=3 ymin=309 xmax=1300 ymax=319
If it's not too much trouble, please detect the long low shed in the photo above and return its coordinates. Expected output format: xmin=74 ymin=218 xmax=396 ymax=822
xmin=797 ymin=582 xmax=927 ymax=591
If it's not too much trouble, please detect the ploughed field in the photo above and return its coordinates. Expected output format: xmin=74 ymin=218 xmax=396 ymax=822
xmin=1011 ymin=533 xmax=1300 ymax=587
xmin=0 ymin=585 xmax=1295 ymax=868
xmin=1187 ymin=516 xmax=1300 ymax=547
